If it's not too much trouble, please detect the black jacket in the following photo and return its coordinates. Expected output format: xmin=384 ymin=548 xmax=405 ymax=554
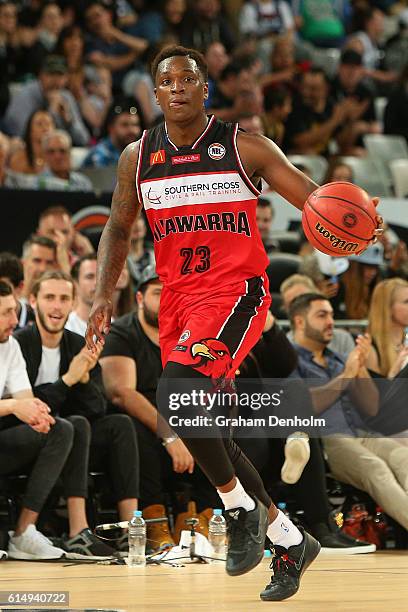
xmin=14 ymin=323 xmax=106 ymax=422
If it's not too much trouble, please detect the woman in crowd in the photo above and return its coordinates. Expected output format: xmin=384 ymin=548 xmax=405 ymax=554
xmin=341 ymin=243 xmax=384 ymax=319
xmin=9 ymin=109 xmax=55 ymax=174
xmin=367 ymin=278 xmax=408 ymax=378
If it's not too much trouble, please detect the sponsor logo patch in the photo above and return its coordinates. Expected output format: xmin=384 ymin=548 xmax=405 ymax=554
xmin=147 ymin=187 xmax=162 ymax=205
xmin=150 ymin=149 xmax=166 ymax=165
xmin=208 ymin=143 xmax=226 ymax=160
xmin=178 ymin=330 xmax=191 ymax=343
xmin=173 ymin=345 xmax=188 ymax=352
xmin=171 ymin=153 xmax=201 ymax=165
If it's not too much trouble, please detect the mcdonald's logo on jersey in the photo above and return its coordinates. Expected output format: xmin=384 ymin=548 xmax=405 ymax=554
xmin=150 ymin=149 xmax=166 ymax=165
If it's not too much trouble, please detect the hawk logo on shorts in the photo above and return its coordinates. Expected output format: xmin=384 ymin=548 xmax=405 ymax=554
xmin=208 ymin=143 xmax=226 ymax=160
xmin=190 ymin=338 xmax=232 ymax=378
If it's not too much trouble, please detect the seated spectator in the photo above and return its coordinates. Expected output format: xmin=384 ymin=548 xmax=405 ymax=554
xmin=15 ymin=271 xmax=139 ymax=556
xmin=330 ymin=49 xmax=380 ymax=154
xmin=234 ymin=309 xmax=374 ymax=552
xmin=280 ymin=273 xmax=355 ymax=356
xmin=283 ymin=68 xmax=353 ymax=155
xmin=342 ymin=243 xmax=384 ymax=319
xmin=0 ymin=280 xmax=113 ymax=559
xmin=384 ymin=9 xmax=408 ymax=75
xmin=256 ymin=197 xmax=279 ymax=253
xmin=84 ymin=1 xmax=148 ymax=91
xmin=239 ymin=0 xmax=295 ymax=41
xmin=0 ymin=132 xmax=17 ymax=188
xmin=324 ymin=160 xmax=353 ymax=183
xmin=0 ymin=1 xmax=25 ymax=114
xmin=261 ymin=34 xmax=309 ymax=92
xmin=56 ymin=25 xmax=85 ymax=72
xmin=384 ymin=63 xmax=408 ymax=144
xmin=0 ymin=252 xmax=35 ymax=329
xmin=204 ymin=41 xmax=229 ymax=109
xmin=180 ymin=0 xmax=236 ymax=53
xmin=289 ymin=292 xmax=408 ymax=534
xmin=81 ymin=99 xmax=142 ymax=168
xmin=100 ymin=266 xmax=219 ymax=549
xmin=66 ymin=255 xmax=134 ymax=336
xmin=261 ymin=87 xmax=292 ymax=146
xmin=127 ymin=215 xmax=155 ymax=287
xmin=38 ymin=130 xmax=93 ymax=192
xmin=9 ymin=110 xmax=55 ymax=175
xmin=210 ymin=60 xmax=263 ymax=122
xmin=346 ymin=6 xmax=397 ymax=87
xmin=25 ymin=2 xmax=64 ymax=76
xmin=3 ymin=55 xmax=90 ymax=146
xmin=37 ymin=205 xmax=94 ymax=271
xmin=299 ymin=250 xmax=350 ymax=318
xmin=292 ymin=0 xmax=346 ymax=48
xmin=366 ymin=278 xmax=408 ymax=378
xmin=133 ymin=0 xmax=188 ymax=46
xmin=21 ymin=235 xmax=57 ymax=301
xmin=238 ymin=113 xmax=265 ymax=135
xmin=71 ymin=65 xmax=112 ymax=138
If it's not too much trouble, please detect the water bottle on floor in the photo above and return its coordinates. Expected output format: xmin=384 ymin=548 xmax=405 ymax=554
xmin=128 ymin=510 xmax=146 ymax=567
xmin=208 ymin=509 xmax=227 ymax=562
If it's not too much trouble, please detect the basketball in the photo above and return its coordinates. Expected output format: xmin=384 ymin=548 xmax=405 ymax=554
xmin=302 ymin=182 xmax=378 ymax=257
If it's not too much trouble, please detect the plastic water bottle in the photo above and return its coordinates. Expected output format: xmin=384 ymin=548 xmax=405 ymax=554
xmin=277 ymin=502 xmax=290 ymax=517
xmin=208 ymin=509 xmax=227 ymax=562
xmin=127 ymin=510 xmax=146 ymax=567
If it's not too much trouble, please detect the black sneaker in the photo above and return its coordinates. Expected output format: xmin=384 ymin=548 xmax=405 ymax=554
xmin=312 ymin=522 xmax=376 ymax=554
xmin=116 ymin=532 xmax=128 ymax=558
xmin=63 ymin=528 xmax=117 ymax=560
xmin=260 ymin=528 xmax=321 ymax=601
xmin=225 ymin=497 xmax=269 ymax=577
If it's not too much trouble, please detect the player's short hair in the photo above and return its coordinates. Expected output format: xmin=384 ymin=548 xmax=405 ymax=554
xmin=31 ymin=270 xmax=75 ymax=298
xmin=0 ymin=252 xmax=24 ymax=288
xmin=151 ymin=45 xmax=208 ymax=82
xmin=22 ymin=235 xmax=57 ymax=259
xmin=280 ymin=274 xmax=318 ymax=295
xmin=71 ymin=253 xmax=97 ymax=281
xmin=288 ymin=292 xmax=329 ymax=327
xmin=0 ymin=279 xmax=13 ymax=299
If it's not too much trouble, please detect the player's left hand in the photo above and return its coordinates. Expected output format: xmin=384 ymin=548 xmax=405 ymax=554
xmin=371 ymin=197 xmax=384 ymax=244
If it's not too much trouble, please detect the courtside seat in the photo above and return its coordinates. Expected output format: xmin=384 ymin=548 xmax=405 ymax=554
xmin=266 ymin=253 xmax=302 ymax=292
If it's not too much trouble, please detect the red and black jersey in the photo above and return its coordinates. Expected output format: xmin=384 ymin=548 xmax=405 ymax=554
xmin=136 ymin=115 xmax=269 ymax=293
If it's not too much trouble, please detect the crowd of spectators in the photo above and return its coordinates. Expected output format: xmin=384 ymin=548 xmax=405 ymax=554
xmin=1 ymin=0 xmax=408 ymax=561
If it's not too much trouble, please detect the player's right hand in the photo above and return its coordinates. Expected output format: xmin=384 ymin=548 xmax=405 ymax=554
xmin=165 ymin=438 xmax=195 ymax=474
xmin=86 ymin=298 xmax=113 ymax=352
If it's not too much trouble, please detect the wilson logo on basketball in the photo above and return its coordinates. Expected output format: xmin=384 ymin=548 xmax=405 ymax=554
xmin=150 ymin=149 xmax=166 ymax=165
xmin=208 ymin=143 xmax=226 ymax=160
xmin=315 ymin=221 xmax=358 ymax=252
xmin=343 ymin=213 xmax=358 ymax=228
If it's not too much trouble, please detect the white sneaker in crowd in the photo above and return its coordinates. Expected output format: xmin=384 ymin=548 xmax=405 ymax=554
xmin=281 ymin=432 xmax=311 ymax=484
xmin=8 ymin=524 xmax=65 ymax=560
xmin=0 ymin=549 xmax=7 ymax=560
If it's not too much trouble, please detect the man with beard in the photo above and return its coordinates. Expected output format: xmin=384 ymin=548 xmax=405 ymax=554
xmin=100 ymin=265 xmax=220 ymax=551
xmin=289 ymin=292 xmax=408 ymax=535
xmin=14 ymin=271 xmax=139 ymax=557
xmin=81 ymin=99 xmax=143 ymax=169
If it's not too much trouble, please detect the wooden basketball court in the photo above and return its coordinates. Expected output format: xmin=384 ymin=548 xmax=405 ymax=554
xmin=1 ymin=552 xmax=407 ymax=611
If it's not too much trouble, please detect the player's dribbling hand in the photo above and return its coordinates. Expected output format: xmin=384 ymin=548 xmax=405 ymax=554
xmin=371 ymin=197 xmax=384 ymax=244
xmin=165 ymin=438 xmax=195 ymax=474
xmin=85 ymin=298 xmax=113 ymax=352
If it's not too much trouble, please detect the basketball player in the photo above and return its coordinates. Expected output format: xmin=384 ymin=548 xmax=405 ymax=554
xmin=86 ymin=46 xmax=382 ymax=601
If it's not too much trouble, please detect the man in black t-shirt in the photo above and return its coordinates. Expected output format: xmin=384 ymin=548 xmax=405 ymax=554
xmin=100 ymin=265 xmax=219 ymax=550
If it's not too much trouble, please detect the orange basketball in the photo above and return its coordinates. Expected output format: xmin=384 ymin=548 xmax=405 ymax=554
xmin=302 ymin=182 xmax=377 ymax=257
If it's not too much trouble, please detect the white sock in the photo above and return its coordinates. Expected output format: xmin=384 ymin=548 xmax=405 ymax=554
xmin=217 ymin=478 xmax=256 ymax=511
xmin=267 ymin=510 xmax=303 ymax=548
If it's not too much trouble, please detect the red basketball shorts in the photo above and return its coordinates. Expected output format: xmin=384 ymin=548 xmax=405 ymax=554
xmin=159 ymin=273 xmax=271 ymax=379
